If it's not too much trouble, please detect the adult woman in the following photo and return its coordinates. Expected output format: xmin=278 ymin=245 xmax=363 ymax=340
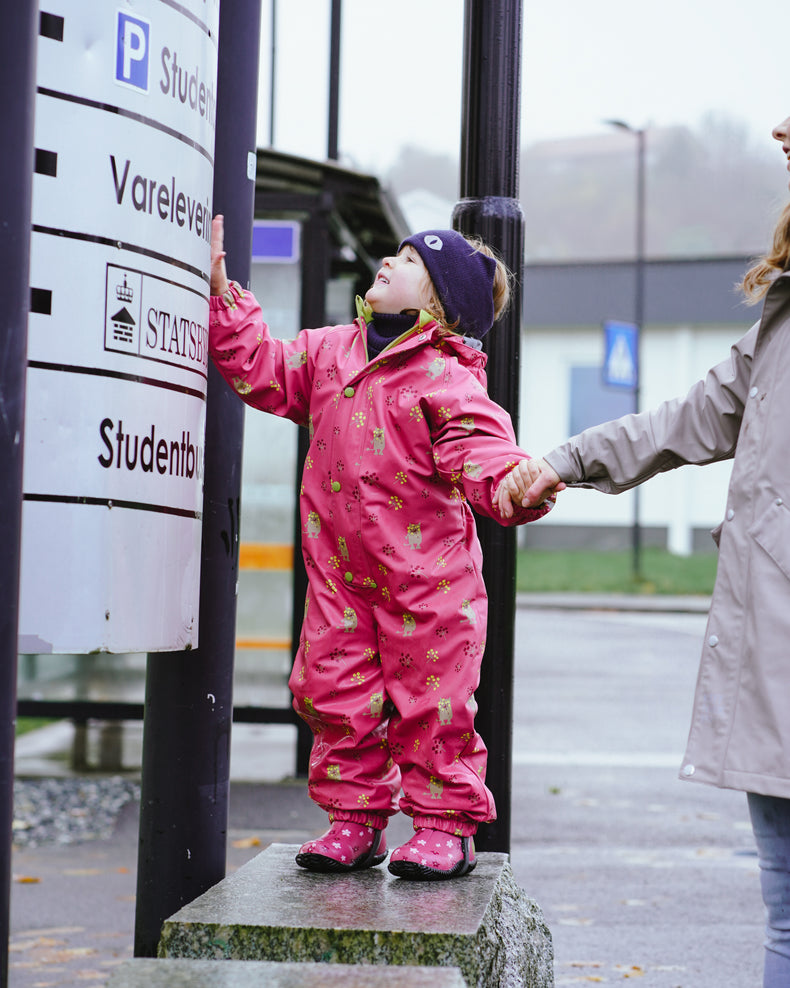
xmin=497 ymin=114 xmax=790 ymax=985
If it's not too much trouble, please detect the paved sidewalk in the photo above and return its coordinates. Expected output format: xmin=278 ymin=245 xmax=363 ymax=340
xmin=517 ymin=591 xmax=711 ymax=613
xmin=12 ymin=597 xmax=767 ymax=988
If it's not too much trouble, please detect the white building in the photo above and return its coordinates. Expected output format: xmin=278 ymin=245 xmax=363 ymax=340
xmin=519 ymin=256 xmax=756 ymax=554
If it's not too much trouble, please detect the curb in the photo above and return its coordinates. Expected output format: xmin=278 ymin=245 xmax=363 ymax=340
xmin=517 ymin=592 xmax=711 ymax=614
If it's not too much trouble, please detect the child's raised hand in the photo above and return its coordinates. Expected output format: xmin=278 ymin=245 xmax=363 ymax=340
xmin=495 ymin=458 xmax=565 ymax=518
xmin=211 ymin=214 xmax=230 ymax=296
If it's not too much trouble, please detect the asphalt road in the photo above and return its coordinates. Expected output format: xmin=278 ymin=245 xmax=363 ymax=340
xmin=10 ymin=605 xmax=765 ymax=987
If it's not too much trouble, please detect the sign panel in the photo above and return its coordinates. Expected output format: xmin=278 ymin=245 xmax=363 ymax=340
xmin=19 ymin=0 xmax=220 ymax=654
xmin=602 ymin=320 xmax=639 ymax=390
xmin=251 ymin=220 xmax=301 ymax=263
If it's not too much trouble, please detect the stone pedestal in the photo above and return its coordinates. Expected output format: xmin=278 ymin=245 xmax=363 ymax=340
xmin=158 ymin=844 xmax=553 ymax=987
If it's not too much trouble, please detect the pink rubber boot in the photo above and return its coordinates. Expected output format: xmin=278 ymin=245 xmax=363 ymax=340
xmin=388 ymin=828 xmax=476 ymax=880
xmin=295 ymin=820 xmax=387 ymax=873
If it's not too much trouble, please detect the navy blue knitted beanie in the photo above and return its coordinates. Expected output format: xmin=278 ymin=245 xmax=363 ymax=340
xmin=399 ymin=229 xmax=497 ymax=339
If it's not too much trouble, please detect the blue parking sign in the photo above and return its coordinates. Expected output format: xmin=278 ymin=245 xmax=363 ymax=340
xmin=603 ymin=320 xmax=639 ymax=389
xmin=116 ymin=11 xmax=150 ymax=93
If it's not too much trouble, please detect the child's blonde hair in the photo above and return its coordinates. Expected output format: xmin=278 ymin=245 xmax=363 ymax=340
xmin=738 ymin=201 xmax=790 ymax=303
xmin=422 ymin=237 xmax=513 ymax=332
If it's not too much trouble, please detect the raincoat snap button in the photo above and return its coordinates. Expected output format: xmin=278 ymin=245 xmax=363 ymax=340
xmin=776 ymin=498 xmax=784 ymax=507
xmin=682 ymin=764 xmax=695 ymax=777
xmin=331 ymin=481 xmax=341 ymax=492
xmin=708 ymin=635 xmax=719 ymax=647
xmin=344 ymin=386 xmax=355 ymax=397
xmin=344 ymin=571 xmax=353 ymax=583
xmin=726 ymin=509 xmax=734 ymax=520
xmin=749 ymin=386 xmax=758 ymax=398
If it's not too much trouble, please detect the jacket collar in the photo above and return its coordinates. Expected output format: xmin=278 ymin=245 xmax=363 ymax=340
xmin=354 ymin=296 xmax=486 ymax=367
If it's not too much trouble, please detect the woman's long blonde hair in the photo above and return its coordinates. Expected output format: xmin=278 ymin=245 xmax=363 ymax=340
xmin=739 ymin=201 xmax=790 ymax=303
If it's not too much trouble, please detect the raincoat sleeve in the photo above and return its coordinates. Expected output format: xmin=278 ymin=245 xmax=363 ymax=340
xmin=427 ymin=371 xmax=552 ymax=527
xmin=208 ymin=283 xmax=315 ymax=428
xmin=544 ymin=323 xmax=759 ymax=493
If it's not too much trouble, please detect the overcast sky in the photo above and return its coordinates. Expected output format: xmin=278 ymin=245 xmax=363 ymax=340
xmin=254 ymin=0 xmax=788 ymax=175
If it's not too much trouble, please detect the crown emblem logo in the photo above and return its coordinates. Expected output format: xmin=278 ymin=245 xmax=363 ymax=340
xmin=116 ymin=273 xmax=134 ymax=304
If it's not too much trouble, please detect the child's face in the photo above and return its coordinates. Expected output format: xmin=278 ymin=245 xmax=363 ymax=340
xmin=364 ymin=245 xmax=433 ymax=315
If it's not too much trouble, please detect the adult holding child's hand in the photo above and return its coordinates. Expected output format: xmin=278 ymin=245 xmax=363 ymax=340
xmin=494 ymin=457 xmax=564 ymax=519
xmin=517 ymin=112 xmax=790 ymax=988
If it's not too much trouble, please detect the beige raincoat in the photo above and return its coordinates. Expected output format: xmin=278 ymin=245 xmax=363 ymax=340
xmin=545 ymin=271 xmax=790 ymax=798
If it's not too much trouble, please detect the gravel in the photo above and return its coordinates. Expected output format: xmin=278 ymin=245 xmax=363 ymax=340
xmin=12 ymin=777 xmax=140 ymax=848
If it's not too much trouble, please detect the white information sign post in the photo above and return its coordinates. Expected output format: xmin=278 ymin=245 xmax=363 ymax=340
xmin=19 ymin=0 xmax=219 ymax=653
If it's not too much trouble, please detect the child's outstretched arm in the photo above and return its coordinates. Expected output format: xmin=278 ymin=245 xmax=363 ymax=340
xmin=211 ymin=214 xmax=230 ymax=296
xmin=495 ymin=457 xmax=565 ymax=519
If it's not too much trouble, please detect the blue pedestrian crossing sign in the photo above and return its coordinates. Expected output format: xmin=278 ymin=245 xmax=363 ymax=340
xmin=603 ymin=320 xmax=639 ymax=389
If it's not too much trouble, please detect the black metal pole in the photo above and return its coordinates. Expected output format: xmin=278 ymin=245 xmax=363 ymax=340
xmin=327 ymin=0 xmax=342 ymax=161
xmin=269 ymin=0 xmax=276 ymax=146
xmin=454 ymin=0 xmax=523 ymax=854
xmin=604 ymin=119 xmax=646 ymax=579
xmin=0 ymin=7 xmax=37 ymax=985
xmin=632 ymin=128 xmax=646 ymax=580
xmin=134 ymin=0 xmax=261 ymax=956
xmin=292 ymin=199 xmax=333 ymax=778
xmin=293 ymin=5 xmax=342 ymax=777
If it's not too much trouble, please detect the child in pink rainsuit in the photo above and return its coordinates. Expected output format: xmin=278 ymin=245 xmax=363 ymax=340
xmin=209 ymin=216 xmax=551 ymax=880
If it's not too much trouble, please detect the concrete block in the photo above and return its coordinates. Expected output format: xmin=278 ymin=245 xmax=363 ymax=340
xmin=107 ymin=958 xmax=467 ymax=987
xmin=158 ymin=843 xmax=553 ymax=987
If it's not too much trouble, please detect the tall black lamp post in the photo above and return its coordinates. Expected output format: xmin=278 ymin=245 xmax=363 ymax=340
xmin=605 ymin=118 xmax=646 ymax=581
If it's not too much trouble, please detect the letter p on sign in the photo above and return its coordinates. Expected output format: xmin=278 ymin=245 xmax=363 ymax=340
xmin=116 ymin=11 xmax=150 ymax=93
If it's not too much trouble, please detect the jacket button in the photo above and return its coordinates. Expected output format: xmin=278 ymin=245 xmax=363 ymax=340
xmin=749 ymin=386 xmax=758 ymax=398
xmin=331 ymin=481 xmax=341 ymax=492
xmin=708 ymin=635 xmax=719 ymax=647
xmin=776 ymin=498 xmax=784 ymax=507
xmin=344 ymin=572 xmax=353 ymax=583
xmin=344 ymin=386 xmax=355 ymax=397
xmin=726 ymin=509 xmax=734 ymax=520
xmin=682 ymin=764 xmax=695 ymax=777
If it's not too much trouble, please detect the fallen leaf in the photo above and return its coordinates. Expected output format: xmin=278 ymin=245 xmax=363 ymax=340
xmin=232 ymin=836 xmax=261 ymax=849
xmin=615 ymin=965 xmax=645 ymax=977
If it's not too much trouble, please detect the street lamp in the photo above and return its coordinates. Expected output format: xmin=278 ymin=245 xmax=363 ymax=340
xmin=605 ymin=118 xmax=646 ymax=581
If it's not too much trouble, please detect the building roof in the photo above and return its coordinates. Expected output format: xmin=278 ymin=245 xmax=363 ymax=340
xmin=522 ymin=256 xmax=757 ymax=328
xmin=253 ymin=147 xmax=409 ymax=278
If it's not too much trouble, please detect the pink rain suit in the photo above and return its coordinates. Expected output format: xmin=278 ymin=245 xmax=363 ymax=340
xmin=209 ymin=287 xmax=550 ymax=836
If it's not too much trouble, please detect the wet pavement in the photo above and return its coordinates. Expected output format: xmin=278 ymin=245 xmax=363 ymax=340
xmin=10 ymin=601 xmax=765 ymax=987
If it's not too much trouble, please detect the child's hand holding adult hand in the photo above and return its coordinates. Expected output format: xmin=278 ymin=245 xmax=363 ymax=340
xmin=495 ymin=458 xmax=565 ymax=518
xmin=211 ymin=214 xmax=230 ymax=296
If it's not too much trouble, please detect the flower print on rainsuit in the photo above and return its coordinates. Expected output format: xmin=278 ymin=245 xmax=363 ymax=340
xmin=209 ymin=286 xmax=551 ymax=836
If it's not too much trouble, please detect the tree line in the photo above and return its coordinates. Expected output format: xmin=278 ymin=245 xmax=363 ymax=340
xmin=384 ymin=113 xmax=783 ymax=261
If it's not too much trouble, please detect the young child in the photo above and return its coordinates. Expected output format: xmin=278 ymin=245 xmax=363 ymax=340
xmin=209 ymin=216 xmax=551 ymax=880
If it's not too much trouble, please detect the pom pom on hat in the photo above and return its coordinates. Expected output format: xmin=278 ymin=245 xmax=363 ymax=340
xmin=399 ymin=229 xmax=497 ymax=339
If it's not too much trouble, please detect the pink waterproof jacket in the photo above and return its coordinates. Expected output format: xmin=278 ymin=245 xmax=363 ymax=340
xmin=209 ymin=287 xmax=549 ymax=595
